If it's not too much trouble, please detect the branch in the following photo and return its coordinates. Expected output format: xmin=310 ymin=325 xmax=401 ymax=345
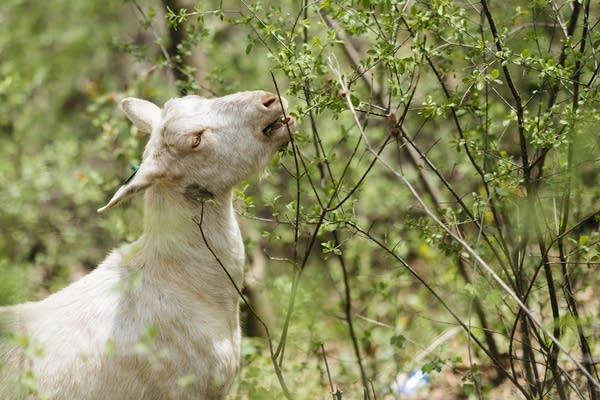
xmin=332 ymin=231 xmax=371 ymax=399
xmin=556 ymin=1 xmax=600 ymax=397
xmin=480 ymin=0 xmax=529 ymax=178
xmin=194 ymin=204 xmax=292 ymax=399
xmin=321 ymin=343 xmax=344 ymax=400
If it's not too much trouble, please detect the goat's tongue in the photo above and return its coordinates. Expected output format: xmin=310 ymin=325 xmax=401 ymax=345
xmin=270 ymin=117 xmax=291 ymax=130
xmin=270 ymin=121 xmax=284 ymax=130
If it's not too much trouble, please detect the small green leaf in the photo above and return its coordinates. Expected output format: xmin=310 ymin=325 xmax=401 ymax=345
xmin=495 ymin=187 xmax=509 ymax=197
xmin=390 ymin=333 xmax=406 ymax=349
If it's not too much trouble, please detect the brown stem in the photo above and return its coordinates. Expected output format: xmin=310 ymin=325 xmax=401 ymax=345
xmin=556 ymin=1 xmax=599 ymax=398
xmin=480 ymin=0 xmax=529 ymax=180
xmin=194 ymin=205 xmax=292 ymax=399
xmin=333 ymin=231 xmax=371 ymax=400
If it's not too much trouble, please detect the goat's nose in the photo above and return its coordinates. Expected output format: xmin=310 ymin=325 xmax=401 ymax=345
xmin=261 ymin=93 xmax=278 ymax=109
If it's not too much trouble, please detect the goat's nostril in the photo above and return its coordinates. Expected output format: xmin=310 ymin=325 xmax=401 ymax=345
xmin=262 ymin=96 xmax=277 ymax=108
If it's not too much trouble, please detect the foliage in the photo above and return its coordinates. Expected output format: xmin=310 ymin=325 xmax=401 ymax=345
xmin=2 ymin=0 xmax=600 ymax=399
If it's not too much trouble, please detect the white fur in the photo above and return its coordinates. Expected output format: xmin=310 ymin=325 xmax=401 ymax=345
xmin=0 ymin=91 xmax=294 ymax=399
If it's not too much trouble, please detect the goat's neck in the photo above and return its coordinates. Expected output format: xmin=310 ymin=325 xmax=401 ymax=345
xmin=142 ymin=186 xmax=236 ymax=242
xmin=132 ymin=185 xmax=244 ymax=299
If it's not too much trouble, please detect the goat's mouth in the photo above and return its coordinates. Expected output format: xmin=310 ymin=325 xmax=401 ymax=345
xmin=262 ymin=116 xmax=294 ymax=137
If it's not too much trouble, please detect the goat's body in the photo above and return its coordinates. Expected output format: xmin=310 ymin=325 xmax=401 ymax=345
xmin=0 ymin=91 xmax=293 ymax=398
xmin=0 ymin=189 xmax=244 ymax=399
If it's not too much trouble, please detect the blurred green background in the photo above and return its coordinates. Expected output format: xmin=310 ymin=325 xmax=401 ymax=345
xmin=2 ymin=1 xmax=600 ymax=399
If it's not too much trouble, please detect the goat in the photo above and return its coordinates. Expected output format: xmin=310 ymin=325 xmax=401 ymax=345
xmin=0 ymin=91 xmax=294 ymax=399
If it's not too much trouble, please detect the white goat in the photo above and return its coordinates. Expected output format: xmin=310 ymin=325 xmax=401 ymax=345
xmin=0 ymin=91 xmax=294 ymax=399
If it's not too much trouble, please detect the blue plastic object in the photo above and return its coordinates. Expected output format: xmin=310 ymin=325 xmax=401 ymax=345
xmin=391 ymin=369 xmax=431 ymax=395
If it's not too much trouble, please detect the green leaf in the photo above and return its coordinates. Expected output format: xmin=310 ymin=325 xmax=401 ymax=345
xmin=495 ymin=187 xmax=509 ymax=197
xmin=390 ymin=333 xmax=406 ymax=349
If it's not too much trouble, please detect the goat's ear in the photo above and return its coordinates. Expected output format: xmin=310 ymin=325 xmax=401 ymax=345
xmin=97 ymin=158 xmax=164 ymax=213
xmin=120 ymin=97 xmax=161 ymax=134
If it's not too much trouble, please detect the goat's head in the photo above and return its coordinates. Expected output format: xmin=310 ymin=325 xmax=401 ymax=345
xmin=98 ymin=91 xmax=294 ymax=212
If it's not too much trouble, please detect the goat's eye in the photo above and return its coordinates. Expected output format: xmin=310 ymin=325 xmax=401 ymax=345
xmin=191 ymin=131 xmax=204 ymax=148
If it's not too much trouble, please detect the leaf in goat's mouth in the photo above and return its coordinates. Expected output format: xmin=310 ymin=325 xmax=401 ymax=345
xmin=263 ymin=116 xmax=290 ymax=137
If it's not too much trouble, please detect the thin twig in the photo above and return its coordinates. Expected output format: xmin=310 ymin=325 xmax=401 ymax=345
xmin=321 ymin=344 xmax=343 ymax=400
xmin=193 ymin=203 xmax=292 ymax=399
xmin=480 ymin=0 xmax=529 ymax=179
xmin=333 ymin=231 xmax=371 ymax=399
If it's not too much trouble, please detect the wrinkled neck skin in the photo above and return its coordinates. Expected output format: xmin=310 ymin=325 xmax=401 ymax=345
xmin=132 ymin=183 xmax=244 ymax=306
